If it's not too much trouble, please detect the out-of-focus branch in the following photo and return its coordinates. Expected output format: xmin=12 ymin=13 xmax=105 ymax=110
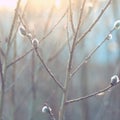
xmin=7 ymin=48 xmax=33 ymax=68
xmin=71 ymin=28 xmax=115 ymax=77
xmin=0 ymin=58 xmax=5 ymax=120
xmin=69 ymin=0 xmax=75 ymax=33
xmin=66 ymin=11 xmax=71 ymax=53
xmin=4 ymin=0 xmax=21 ymax=82
xmin=1 ymin=1 xmax=21 ymax=119
xmin=39 ymin=8 xmax=68 ymax=43
xmin=8 ymin=0 xmax=21 ymax=43
xmin=75 ymin=0 xmax=112 ymax=46
xmin=11 ymin=0 xmax=30 ymax=45
xmin=7 ymin=8 xmax=68 ymax=70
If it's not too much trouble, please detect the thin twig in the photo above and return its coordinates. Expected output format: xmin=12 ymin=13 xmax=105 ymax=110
xmin=71 ymin=28 xmax=115 ymax=77
xmin=11 ymin=0 xmax=30 ymax=45
xmin=58 ymin=1 xmax=86 ymax=120
xmin=69 ymin=0 xmax=75 ymax=33
xmin=65 ymin=82 xmax=120 ymax=105
xmin=67 ymin=0 xmax=86 ymax=75
xmin=3 ymin=0 xmax=21 ymax=82
xmin=39 ymin=8 xmax=68 ymax=43
xmin=43 ymin=5 xmax=54 ymax=34
xmin=75 ymin=0 xmax=112 ymax=46
xmin=11 ymin=35 xmax=17 ymax=119
xmin=1 ymin=1 xmax=21 ymax=119
xmin=0 ymin=48 xmax=5 ymax=60
xmin=8 ymin=0 xmax=21 ymax=43
xmin=0 ymin=58 xmax=5 ymax=120
xmin=5 ymin=62 xmax=30 ymax=93
xmin=66 ymin=11 xmax=71 ymax=52
xmin=48 ymin=34 xmax=73 ymax=62
xmin=30 ymin=51 xmax=36 ymax=120
xmin=34 ymin=48 xmax=64 ymax=91
xmin=18 ymin=14 xmax=65 ymax=91
xmin=7 ymin=48 xmax=33 ymax=68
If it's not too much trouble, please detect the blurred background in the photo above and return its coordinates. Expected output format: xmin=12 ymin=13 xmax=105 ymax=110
xmin=0 ymin=0 xmax=120 ymax=120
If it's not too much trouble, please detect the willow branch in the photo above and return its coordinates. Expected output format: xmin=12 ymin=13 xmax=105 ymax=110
xmin=34 ymin=48 xmax=64 ymax=91
xmin=11 ymin=0 xmax=30 ymax=45
xmin=71 ymin=28 xmax=115 ymax=77
xmin=69 ymin=0 xmax=75 ymax=33
xmin=7 ymin=48 xmax=33 ymax=68
xmin=39 ymin=8 xmax=68 ymax=43
xmin=3 ymin=0 xmax=21 ymax=82
xmin=75 ymin=0 xmax=112 ymax=46
xmin=58 ymin=1 xmax=86 ymax=120
xmin=8 ymin=0 xmax=21 ymax=43
xmin=18 ymin=13 xmax=65 ymax=92
xmin=65 ymin=82 xmax=120 ymax=105
xmin=0 ymin=58 xmax=5 ymax=120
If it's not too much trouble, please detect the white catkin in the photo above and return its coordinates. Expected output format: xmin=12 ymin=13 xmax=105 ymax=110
xmin=114 ymin=20 xmax=120 ymax=30
xmin=107 ymin=34 xmax=112 ymax=40
xmin=32 ymin=38 xmax=39 ymax=48
xmin=110 ymin=75 xmax=120 ymax=86
xmin=19 ymin=25 xmax=26 ymax=37
xmin=42 ymin=105 xmax=52 ymax=113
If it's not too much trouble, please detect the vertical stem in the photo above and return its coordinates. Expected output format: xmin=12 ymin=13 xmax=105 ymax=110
xmin=80 ymin=57 xmax=89 ymax=120
xmin=1 ymin=1 xmax=21 ymax=119
xmin=3 ymin=0 xmax=21 ymax=81
xmin=59 ymin=0 xmax=86 ymax=120
xmin=69 ymin=0 xmax=75 ymax=33
xmin=66 ymin=11 xmax=71 ymax=52
xmin=11 ymin=38 xmax=17 ymax=120
xmin=0 ymin=58 xmax=5 ymax=120
xmin=31 ymin=51 xmax=36 ymax=100
xmin=30 ymin=51 xmax=36 ymax=120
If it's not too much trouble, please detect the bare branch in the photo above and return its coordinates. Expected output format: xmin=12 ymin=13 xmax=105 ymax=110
xmin=3 ymin=0 xmax=22 ymax=83
xmin=34 ymin=47 xmax=64 ymax=91
xmin=10 ymin=0 xmax=30 ymax=45
xmin=18 ymin=14 xmax=65 ymax=91
xmin=58 ymin=0 xmax=86 ymax=120
xmin=8 ymin=0 xmax=22 ymax=43
xmin=7 ymin=48 xmax=33 ymax=68
xmin=66 ymin=12 xmax=71 ymax=52
xmin=76 ymin=0 xmax=112 ymax=46
xmin=39 ymin=8 xmax=68 ymax=43
xmin=18 ymin=13 xmax=65 ymax=92
xmin=0 ymin=58 xmax=5 ymax=120
xmin=69 ymin=0 xmax=75 ymax=33
xmin=71 ymin=28 xmax=115 ymax=77
xmin=65 ymin=82 xmax=120 ymax=105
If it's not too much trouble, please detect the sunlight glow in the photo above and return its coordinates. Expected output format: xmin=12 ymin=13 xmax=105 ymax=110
xmin=0 ymin=0 xmax=27 ymax=9
xmin=55 ymin=0 xmax=61 ymax=9
xmin=0 ymin=0 xmax=66 ymax=12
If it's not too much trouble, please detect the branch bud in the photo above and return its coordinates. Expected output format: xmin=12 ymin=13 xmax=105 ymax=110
xmin=110 ymin=75 xmax=120 ymax=86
